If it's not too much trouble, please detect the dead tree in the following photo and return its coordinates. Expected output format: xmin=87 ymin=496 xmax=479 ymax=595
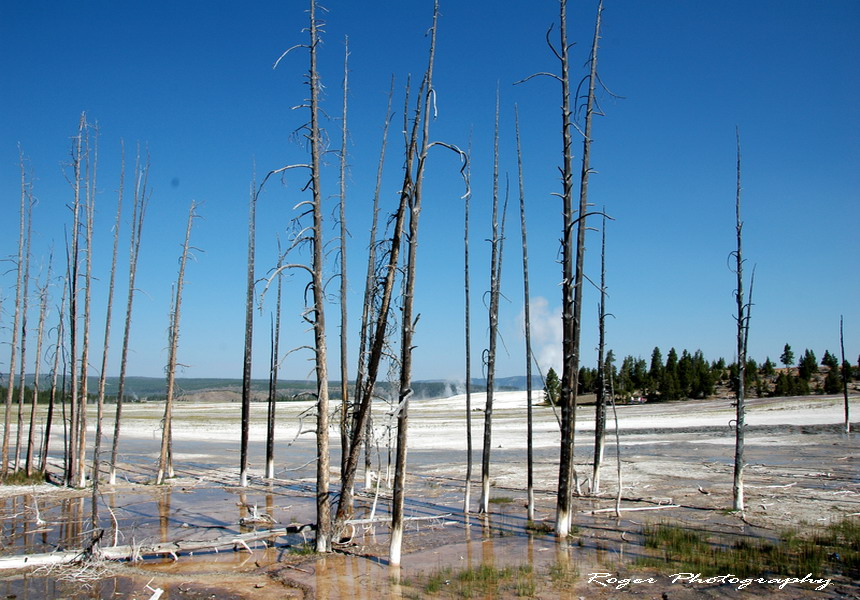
xmin=338 ymin=36 xmax=351 ymax=473
xmin=555 ymin=0 xmax=603 ymax=536
xmin=41 ymin=271 xmax=67 ymax=473
xmin=240 ymin=173 xmax=257 ymax=488
xmin=391 ymin=3 xmax=456 ymax=566
xmin=515 ymin=107 xmax=535 ymax=519
xmin=108 ymin=149 xmax=149 ymax=484
xmin=354 ymin=77 xmax=394 ymax=491
xmin=480 ymin=91 xmax=504 ymax=514
xmin=91 ymin=144 xmax=124 ymax=533
xmin=840 ymin=316 xmax=850 ymax=434
xmin=732 ymin=128 xmax=754 ymax=512
xmin=156 ymin=201 xmax=198 ymax=485
xmin=334 ymin=84 xmax=417 ymax=526
xmin=14 ymin=175 xmax=35 ymax=473
xmin=265 ymin=243 xmax=284 ymax=479
xmin=463 ymin=140 xmax=474 ymax=514
xmin=306 ymin=0 xmax=332 ymax=554
xmin=592 ymin=211 xmax=608 ymax=494
xmin=74 ymin=123 xmax=98 ymax=488
xmin=2 ymin=148 xmax=28 ymax=477
xmin=66 ymin=115 xmax=86 ymax=487
xmin=26 ymin=257 xmax=52 ymax=477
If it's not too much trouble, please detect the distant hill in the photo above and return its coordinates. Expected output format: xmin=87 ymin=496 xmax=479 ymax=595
xmin=8 ymin=374 xmax=537 ymax=402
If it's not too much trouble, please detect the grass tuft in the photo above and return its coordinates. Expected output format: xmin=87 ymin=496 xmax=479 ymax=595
xmin=1 ymin=470 xmax=47 ymax=486
xmin=637 ymin=519 xmax=859 ymax=579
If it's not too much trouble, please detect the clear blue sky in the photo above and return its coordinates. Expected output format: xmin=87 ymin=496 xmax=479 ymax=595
xmin=1 ymin=1 xmax=858 ymax=383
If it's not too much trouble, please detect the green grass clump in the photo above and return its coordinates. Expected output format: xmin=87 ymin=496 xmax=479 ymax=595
xmin=488 ymin=496 xmax=514 ymax=504
xmin=288 ymin=542 xmax=317 ymax=556
xmin=636 ymin=519 xmax=859 ymax=580
xmin=1 ymin=470 xmax=47 ymax=486
xmin=417 ymin=563 xmax=536 ymax=598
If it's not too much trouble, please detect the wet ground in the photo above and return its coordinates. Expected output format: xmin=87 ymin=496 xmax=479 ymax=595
xmin=1 ymin=394 xmax=858 ymax=599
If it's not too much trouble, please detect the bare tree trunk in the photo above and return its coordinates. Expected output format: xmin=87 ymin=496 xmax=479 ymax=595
xmin=338 ymin=37 xmax=351 ymax=476
xmin=2 ymin=150 xmax=29 ymax=478
xmin=357 ymin=79 xmax=393 ymax=491
xmin=109 ymin=149 xmax=148 ymax=485
xmin=555 ymin=0 xmax=577 ymax=538
xmin=265 ymin=245 xmax=283 ymax=479
xmin=41 ymin=272 xmax=67 ymax=474
xmin=335 ymin=83 xmax=416 ymax=527
xmin=240 ymin=174 xmax=257 ymax=488
xmin=840 ymin=316 xmax=850 ymax=434
xmin=307 ymin=0 xmax=332 ymax=553
xmin=26 ymin=257 xmax=52 ymax=477
xmin=66 ymin=115 xmax=85 ymax=487
xmin=391 ymin=3 xmax=440 ymax=568
xmin=592 ymin=211 xmax=608 ymax=495
xmin=463 ymin=142 xmax=473 ymax=514
xmin=558 ymin=0 xmax=602 ymax=536
xmin=514 ymin=107 xmax=535 ymax=520
xmin=91 ymin=144 xmax=123 ymax=535
xmin=480 ymin=91 xmax=503 ymax=514
xmin=14 ymin=180 xmax=34 ymax=474
xmin=76 ymin=123 xmax=98 ymax=489
xmin=156 ymin=202 xmax=197 ymax=485
xmin=732 ymin=128 xmax=752 ymax=512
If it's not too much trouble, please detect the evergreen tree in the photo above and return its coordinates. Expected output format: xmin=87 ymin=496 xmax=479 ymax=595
xmin=798 ymin=349 xmax=818 ymax=380
xmin=821 ymin=350 xmax=839 ymax=370
xmin=824 ymin=365 xmax=842 ymax=394
xmin=647 ymin=347 xmax=663 ymax=396
xmin=543 ymin=367 xmax=560 ymax=406
xmin=761 ymin=357 xmax=775 ymax=377
xmin=780 ymin=343 xmax=794 ymax=369
xmin=773 ymin=372 xmax=794 ymax=396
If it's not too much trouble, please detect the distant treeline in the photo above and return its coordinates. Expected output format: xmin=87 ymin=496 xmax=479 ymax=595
xmin=572 ymin=345 xmax=859 ymax=401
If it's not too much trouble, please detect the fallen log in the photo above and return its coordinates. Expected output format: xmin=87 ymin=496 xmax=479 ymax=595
xmin=588 ymin=504 xmax=681 ymax=514
xmin=0 ymin=528 xmax=288 ymax=571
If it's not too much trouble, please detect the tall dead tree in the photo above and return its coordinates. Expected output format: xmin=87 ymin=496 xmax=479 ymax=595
xmin=240 ymin=174 xmax=257 ymax=488
xmin=840 ymin=316 xmax=850 ymax=434
xmin=156 ymin=201 xmax=197 ymax=485
xmin=354 ymin=77 xmax=393 ymax=491
xmin=12 ymin=156 xmax=34 ymax=474
xmin=480 ymin=92 xmax=504 ymax=514
xmin=2 ymin=148 xmax=28 ymax=477
xmin=334 ymin=85 xmax=417 ymax=526
xmin=91 ymin=145 xmax=124 ymax=533
xmin=463 ymin=140 xmax=474 ymax=514
xmin=592 ymin=211 xmax=608 ymax=494
xmin=26 ymin=258 xmax=52 ymax=477
xmin=265 ymin=243 xmax=284 ymax=479
xmin=75 ymin=122 xmax=98 ymax=488
xmin=732 ymin=128 xmax=753 ymax=512
xmin=553 ymin=0 xmax=580 ymax=537
xmin=41 ymin=271 xmax=67 ymax=473
xmin=557 ymin=0 xmax=603 ymax=536
xmin=391 ymin=1 xmax=443 ymax=567
xmin=108 ymin=149 xmax=149 ymax=484
xmin=66 ymin=115 xmax=86 ymax=487
xmin=514 ymin=107 xmax=535 ymax=520
xmin=338 ymin=37 xmax=351 ymax=473
xmin=307 ymin=0 xmax=332 ymax=554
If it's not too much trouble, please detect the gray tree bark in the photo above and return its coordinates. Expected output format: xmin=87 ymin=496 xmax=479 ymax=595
xmin=515 ymin=108 xmax=535 ymax=519
xmin=156 ymin=202 xmax=197 ymax=485
xmin=109 ymin=148 xmax=148 ymax=485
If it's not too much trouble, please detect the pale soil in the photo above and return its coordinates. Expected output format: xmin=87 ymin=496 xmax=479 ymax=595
xmin=1 ymin=393 xmax=858 ymax=599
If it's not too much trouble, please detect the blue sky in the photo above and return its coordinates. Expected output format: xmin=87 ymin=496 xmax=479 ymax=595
xmin=1 ymin=1 xmax=858 ymax=383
